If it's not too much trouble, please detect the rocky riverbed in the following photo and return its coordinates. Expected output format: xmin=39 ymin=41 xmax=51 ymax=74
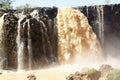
xmin=0 ymin=64 xmax=119 ymax=80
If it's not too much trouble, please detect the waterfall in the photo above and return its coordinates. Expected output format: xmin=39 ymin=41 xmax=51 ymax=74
xmin=27 ymin=19 xmax=32 ymax=70
xmin=86 ymin=7 xmax=89 ymax=18
xmin=96 ymin=6 xmax=104 ymax=46
xmin=16 ymin=17 xmax=25 ymax=71
xmin=0 ymin=7 xmax=105 ymax=70
xmin=17 ymin=16 xmax=33 ymax=70
xmin=57 ymin=8 xmax=103 ymax=63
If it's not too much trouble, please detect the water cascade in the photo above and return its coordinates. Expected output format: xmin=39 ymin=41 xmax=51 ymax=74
xmin=16 ymin=17 xmax=25 ymax=70
xmin=27 ymin=19 xmax=32 ymax=70
xmin=17 ymin=16 xmax=34 ymax=70
xmin=96 ymin=6 xmax=104 ymax=46
xmin=57 ymin=8 xmax=103 ymax=63
xmin=15 ymin=8 xmax=58 ymax=70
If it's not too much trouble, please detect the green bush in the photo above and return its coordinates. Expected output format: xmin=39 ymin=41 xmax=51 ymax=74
xmin=87 ymin=68 xmax=97 ymax=75
xmin=0 ymin=0 xmax=12 ymax=10
xmin=16 ymin=4 xmax=31 ymax=10
xmin=107 ymin=69 xmax=120 ymax=80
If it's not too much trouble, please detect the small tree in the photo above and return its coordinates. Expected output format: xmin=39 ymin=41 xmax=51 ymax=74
xmin=16 ymin=4 xmax=31 ymax=10
xmin=0 ymin=0 xmax=12 ymax=10
xmin=107 ymin=69 xmax=120 ymax=80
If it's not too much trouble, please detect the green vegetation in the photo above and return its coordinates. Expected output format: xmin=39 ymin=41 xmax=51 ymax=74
xmin=15 ymin=4 xmax=31 ymax=10
xmin=0 ymin=0 xmax=12 ymax=10
xmin=107 ymin=69 xmax=120 ymax=80
xmin=87 ymin=68 xmax=97 ymax=75
xmin=0 ymin=0 xmax=32 ymax=10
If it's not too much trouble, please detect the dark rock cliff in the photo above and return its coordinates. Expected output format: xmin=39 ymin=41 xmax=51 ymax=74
xmin=1 ymin=13 xmax=18 ymax=69
xmin=79 ymin=4 xmax=120 ymax=58
xmin=0 ymin=7 xmax=58 ymax=69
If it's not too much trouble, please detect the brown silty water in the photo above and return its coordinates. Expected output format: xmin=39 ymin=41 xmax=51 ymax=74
xmin=57 ymin=8 xmax=103 ymax=63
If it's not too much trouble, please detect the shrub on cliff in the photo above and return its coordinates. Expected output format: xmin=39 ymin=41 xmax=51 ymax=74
xmin=15 ymin=4 xmax=31 ymax=10
xmin=107 ymin=69 xmax=120 ymax=80
xmin=87 ymin=68 xmax=101 ymax=80
xmin=0 ymin=0 xmax=12 ymax=10
xmin=87 ymin=68 xmax=97 ymax=75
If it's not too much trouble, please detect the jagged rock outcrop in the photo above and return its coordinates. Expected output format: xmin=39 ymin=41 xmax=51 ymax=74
xmin=103 ymin=4 xmax=120 ymax=57
xmin=66 ymin=64 xmax=119 ymax=80
xmin=27 ymin=74 xmax=36 ymax=80
xmin=66 ymin=69 xmax=100 ymax=80
xmin=99 ymin=64 xmax=113 ymax=80
xmin=66 ymin=72 xmax=90 ymax=80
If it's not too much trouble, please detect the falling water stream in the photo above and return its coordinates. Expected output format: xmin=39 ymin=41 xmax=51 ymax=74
xmin=16 ymin=17 xmax=25 ymax=71
xmin=17 ymin=17 xmax=33 ymax=71
xmin=96 ymin=6 xmax=104 ymax=46
xmin=27 ymin=19 xmax=32 ymax=70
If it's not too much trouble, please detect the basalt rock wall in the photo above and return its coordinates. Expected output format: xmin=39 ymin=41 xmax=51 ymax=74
xmin=0 ymin=7 xmax=58 ymax=69
xmin=3 ymin=13 xmax=18 ymax=69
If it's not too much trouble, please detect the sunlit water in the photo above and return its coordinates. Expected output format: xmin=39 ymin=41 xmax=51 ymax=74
xmin=17 ymin=17 xmax=25 ymax=71
xmin=57 ymin=7 xmax=103 ymax=63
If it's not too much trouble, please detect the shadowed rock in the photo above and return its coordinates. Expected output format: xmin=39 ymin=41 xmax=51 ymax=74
xmin=2 ymin=13 xmax=18 ymax=69
xmin=27 ymin=74 xmax=36 ymax=80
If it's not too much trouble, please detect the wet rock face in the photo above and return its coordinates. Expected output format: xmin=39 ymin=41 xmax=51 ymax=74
xmin=78 ymin=4 xmax=120 ymax=57
xmin=103 ymin=4 xmax=120 ymax=57
xmin=0 ymin=10 xmax=16 ymax=17
xmin=29 ymin=7 xmax=58 ymax=68
xmin=16 ymin=7 xmax=58 ymax=69
xmin=0 ymin=7 xmax=58 ymax=69
xmin=3 ymin=13 xmax=18 ymax=69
